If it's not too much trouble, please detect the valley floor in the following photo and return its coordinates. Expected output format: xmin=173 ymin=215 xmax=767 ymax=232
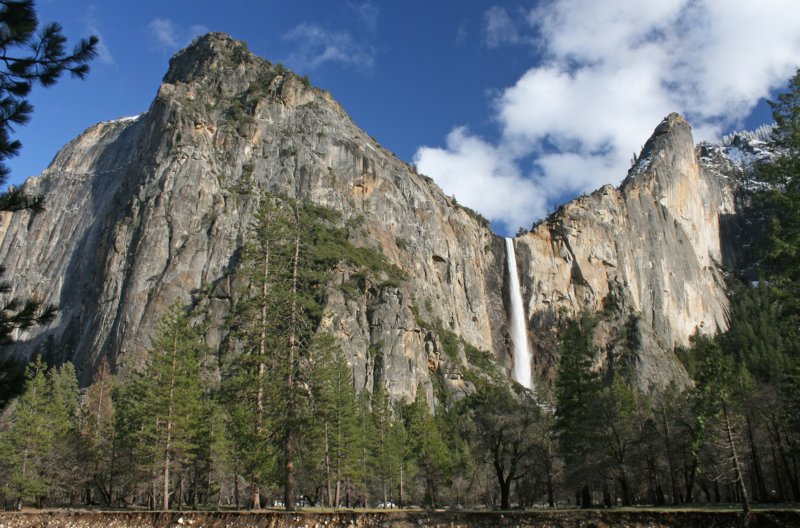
xmin=1 ymin=507 xmax=799 ymax=528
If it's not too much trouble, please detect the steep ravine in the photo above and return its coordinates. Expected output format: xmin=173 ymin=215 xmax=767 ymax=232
xmin=0 ymin=34 xmax=746 ymax=401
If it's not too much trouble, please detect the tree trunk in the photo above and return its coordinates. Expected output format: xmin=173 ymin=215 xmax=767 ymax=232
xmin=250 ymin=483 xmax=261 ymax=509
xmin=233 ymin=465 xmax=240 ymax=509
xmin=618 ymin=469 xmax=631 ymax=506
xmin=770 ymin=436 xmax=785 ymax=500
xmin=324 ymin=422 xmax=332 ymax=507
xmin=580 ymin=484 xmax=592 ymax=509
xmin=684 ymin=455 xmax=698 ymax=503
xmin=722 ymin=398 xmax=750 ymax=513
xmin=602 ymin=480 xmax=613 ymax=508
xmin=176 ymin=476 xmax=184 ymax=510
xmin=284 ymin=232 xmax=301 ymax=511
xmin=546 ymin=464 xmax=555 ymax=508
xmin=250 ymin=221 xmax=271 ymax=511
xmin=499 ymin=476 xmax=512 ymax=510
xmin=399 ymin=466 xmax=404 ymax=508
xmin=162 ymin=334 xmax=178 ymax=511
xmin=661 ymin=408 xmax=680 ymax=504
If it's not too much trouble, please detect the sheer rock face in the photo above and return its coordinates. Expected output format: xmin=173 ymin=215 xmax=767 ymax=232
xmin=515 ymin=114 xmax=735 ymax=393
xmin=0 ymin=34 xmax=506 ymax=403
xmin=0 ymin=34 xmax=745 ymax=400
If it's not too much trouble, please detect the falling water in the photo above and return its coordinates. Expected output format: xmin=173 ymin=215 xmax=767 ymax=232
xmin=505 ymin=237 xmax=532 ymax=389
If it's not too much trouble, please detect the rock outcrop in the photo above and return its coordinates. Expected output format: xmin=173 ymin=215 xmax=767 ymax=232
xmin=515 ymin=114 xmax=737 ymax=393
xmin=0 ymin=34 xmax=753 ymax=401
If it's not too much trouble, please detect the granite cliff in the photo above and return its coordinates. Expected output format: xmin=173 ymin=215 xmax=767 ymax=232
xmin=0 ymin=34 xmax=755 ymax=402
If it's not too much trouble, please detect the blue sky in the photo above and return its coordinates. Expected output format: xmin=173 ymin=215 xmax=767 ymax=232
xmin=7 ymin=1 xmax=800 ymax=235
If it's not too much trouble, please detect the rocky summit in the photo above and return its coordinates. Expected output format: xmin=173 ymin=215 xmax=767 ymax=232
xmin=0 ymin=33 xmax=757 ymax=403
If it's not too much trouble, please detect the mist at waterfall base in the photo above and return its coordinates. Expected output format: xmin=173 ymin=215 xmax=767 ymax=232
xmin=505 ymin=238 xmax=533 ymax=389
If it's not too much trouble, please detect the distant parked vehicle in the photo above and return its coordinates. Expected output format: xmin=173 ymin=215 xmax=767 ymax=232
xmin=377 ymin=502 xmax=397 ymax=508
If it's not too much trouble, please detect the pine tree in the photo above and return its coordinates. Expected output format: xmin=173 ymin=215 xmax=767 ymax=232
xmin=0 ymin=0 xmax=97 ymax=365
xmin=306 ymin=333 xmax=359 ymax=507
xmin=692 ymin=333 xmax=750 ymax=513
xmin=371 ymin=386 xmax=406 ymax=507
xmin=596 ymin=373 xmax=640 ymax=506
xmin=224 ymin=195 xmax=290 ymax=508
xmin=110 ymin=371 xmax=153 ymax=506
xmin=226 ymin=194 xmax=399 ymax=510
xmin=143 ymin=305 xmax=206 ymax=510
xmin=352 ymin=390 xmax=377 ymax=507
xmin=0 ymin=356 xmax=52 ymax=507
xmin=748 ymin=69 xmax=800 ymax=502
xmin=403 ymin=387 xmax=452 ymax=509
xmin=0 ymin=356 xmax=80 ymax=508
xmin=44 ymin=361 xmax=81 ymax=504
xmin=79 ymin=357 xmax=115 ymax=505
xmin=553 ymin=313 xmax=603 ymax=507
xmin=111 ymin=306 xmax=206 ymax=510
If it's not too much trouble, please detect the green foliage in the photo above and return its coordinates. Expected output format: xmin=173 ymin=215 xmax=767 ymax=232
xmin=436 ymin=322 xmax=460 ymax=362
xmin=78 ymin=358 xmax=115 ymax=506
xmin=691 ymin=332 xmax=737 ymax=418
xmin=718 ymin=280 xmax=789 ymax=383
xmin=553 ymin=313 xmax=604 ymax=494
xmin=453 ymin=201 xmax=491 ymax=228
xmin=113 ymin=305 xmax=207 ymax=509
xmin=224 ymin=194 xmax=407 ymax=509
xmin=370 ymin=387 xmax=408 ymax=506
xmin=353 ymin=390 xmax=377 ymax=506
xmin=0 ymin=357 xmax=80 ymax=507
xmin=0 ymin=2 xmax=97 ymax=409
xmin=0 ymin=356 xmax=54 ymax=504
xmin=465 ymin=383 xmax=545 ymax=509
xmin=0 ymin=0 xmax=97 ymax=208
xmin=753 ymin=69 xmax=800 ymax=347
xmin=304 ymin=333 xmax=361 ymax=507
xmin=0 ymin=269 xmax=56 ymax=345
xmin=402 ymin=387 xmax=452 ymax=508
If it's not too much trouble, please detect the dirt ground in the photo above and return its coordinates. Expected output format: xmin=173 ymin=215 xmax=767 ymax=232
xmin=0 ymin=508 xmax=798 ymax=528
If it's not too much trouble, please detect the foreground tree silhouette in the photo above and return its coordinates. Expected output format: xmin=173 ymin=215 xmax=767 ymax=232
xmin=0 ymin=0 xmax=97 ymax=402
xmin=0 ymin=0 xmax=98 ymax=201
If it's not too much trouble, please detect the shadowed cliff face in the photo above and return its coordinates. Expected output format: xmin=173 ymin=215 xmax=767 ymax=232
xmin=0 ymin=34 xmax=745 ymax=401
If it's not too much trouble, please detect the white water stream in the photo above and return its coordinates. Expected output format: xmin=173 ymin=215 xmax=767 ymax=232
xmin=505 ymin=238 xmax=532 ymax=389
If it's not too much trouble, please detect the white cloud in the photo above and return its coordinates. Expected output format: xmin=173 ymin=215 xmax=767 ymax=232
xmin=349 ymin=2 xmax=379 ymax=33
xmin=147 ymin=18 xmax=208 ymax=53
xmin=284 ymin=23 xmax=376 ymax=72
xmin=93 ymin=35 xmax=114 ymax=65
xmin=483 ymin=6 xmax=532 ymax=48
xmin=415 ymin=128 xmax=547 ymax=231
xmin=455 ymin=22 xmax=468 ymax=46
xmin=416 ymin=0 xmax=800 ymax=234
xmin=84 ymin=6 xmax=114 ymax=65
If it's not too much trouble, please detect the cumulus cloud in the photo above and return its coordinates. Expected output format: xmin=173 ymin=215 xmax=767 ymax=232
xmin=147 ymin=18 xmax=208 ymax=53
xmin=416 ymin=128 xmax=547 ymax=231
xmin=284 ymin=23 xmax=376 ymax=72
xmin=416 ymin=0 xmax=800 ymax=234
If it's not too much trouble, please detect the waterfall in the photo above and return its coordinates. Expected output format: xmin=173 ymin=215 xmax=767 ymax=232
xmin=505 ymin=237 xmax=532 ymax=389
